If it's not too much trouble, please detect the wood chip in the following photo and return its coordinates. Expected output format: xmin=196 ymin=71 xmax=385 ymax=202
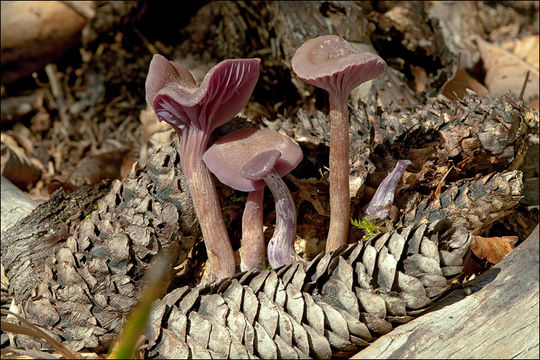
xmin=157 ymin=328 xmax=190 ymax=359
xmin=242 ymin=287 xmax=259 ymax=324
xmin=359 ymin=312 xmax=393 ymax=336
xmin=303 ymin=293 xmax=325 ymax=335
xmin=403 ymin=254 xmax=443 ymax=276
xmin=329 ymin=257 xmax=354 ymax=289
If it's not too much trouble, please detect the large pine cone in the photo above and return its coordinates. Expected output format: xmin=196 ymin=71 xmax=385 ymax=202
xmin=147 ymin=220 xmax=471 ymax=359
xmin=1 ymin=142 xmax=199 ymax=351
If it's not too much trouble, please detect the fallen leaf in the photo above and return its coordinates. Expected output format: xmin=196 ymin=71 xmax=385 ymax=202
xmin=121 ymin=153 xmax=137 ymax=178
xmin=462 ymin=254 xmax=484 ymax=276
xmin=138 ymin=106 xmax=174 ymax=167
xmin=1 ymin=132 xmax=44 ymax=189
xmin=50 ymin=148 xmax=129 ymax=194
xmin=502 ymin=34 xmax=539 ymax=70
xmin=470 ymin=235 xmax=518 ymax=265
xmin=472 ymin=35 xmax=539 ymax=105
xmin=441 ymin=65 xmax=489 ymax=100
xmin=287 ymin=174 xmax=330 ymax=217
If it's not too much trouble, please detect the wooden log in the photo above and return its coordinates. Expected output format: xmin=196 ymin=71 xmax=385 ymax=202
xmin=0 ymin=176 xmax=38 ymax=231
xmin=352 ymin=224 xmax=539 ymax=359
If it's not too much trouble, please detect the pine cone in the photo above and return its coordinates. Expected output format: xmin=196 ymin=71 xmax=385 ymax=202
xmin=1 ymin=142 xmax=199 ymax=351
xmin=147 ymin=219 xmax=470 ymax=359
xmin=403 ymin=170 xmax=523 ymax=233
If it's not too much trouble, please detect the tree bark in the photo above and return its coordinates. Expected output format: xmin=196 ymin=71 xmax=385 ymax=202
xmin=353 ymin=224 xmax=539 ymax=359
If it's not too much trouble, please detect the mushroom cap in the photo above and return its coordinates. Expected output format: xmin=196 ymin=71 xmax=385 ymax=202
xmin=146 ymin=54 xmax=260 ymax=132
xmin=203 ymin=128 xmax=303 ymax=192
xmin=291 ymin=35 xmax=387 ymax=96
xmin=241 ymin=150 xmax=281 ymax=181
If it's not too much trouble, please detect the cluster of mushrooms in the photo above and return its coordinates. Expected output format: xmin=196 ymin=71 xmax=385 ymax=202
xmin=145 ymin=35 xmax=412 ymax=281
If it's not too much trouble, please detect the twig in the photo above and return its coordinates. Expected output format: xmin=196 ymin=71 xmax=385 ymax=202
xmin=519 ymin=70 xmax=530 ymax=101
xmin=133 ymin=26 xmax=159 ymax=55
xmin=1 ymin=309 xmax=82 ymax=359
xmin=434 ymin=165 xmax=454 ymax=199
xmin=44 ymin=64 xmax=70 ymax=129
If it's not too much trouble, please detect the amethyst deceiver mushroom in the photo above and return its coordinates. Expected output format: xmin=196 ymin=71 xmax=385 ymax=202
xmin=292 ymin=35 xmax=387 ymax=253
xmin=203 ymin=128 xmax=303 ymax=271
xmin=241 ymin=150 xmax=302 ymax=268
xmin=145 ymin=54 xmax=260 ymax=280
xmin=364 ymin=160 xmax=413 ymax=219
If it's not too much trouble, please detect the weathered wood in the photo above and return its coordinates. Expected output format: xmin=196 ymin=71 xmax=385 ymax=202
xmin=2 ymin=180 xmax=112 ymax=302
xmin=0 ymin=175 xmax=38 ymax=231
xmin=353 ymin=224 xmax=539 ymax=359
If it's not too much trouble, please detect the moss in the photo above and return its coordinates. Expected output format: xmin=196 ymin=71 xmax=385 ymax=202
xmin=350 ymin=217 xmax=386 ymax=240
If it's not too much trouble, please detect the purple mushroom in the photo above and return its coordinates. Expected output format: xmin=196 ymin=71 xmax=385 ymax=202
xmin=203 ymin=128 xmax=303 ymax=270
xmin=292 ymin=35 xmax=387 ymax=252
xmin=145 ymin=54 xmax=260 ymax=280
xmin=364 ymin=160 xmax=413 ymax=219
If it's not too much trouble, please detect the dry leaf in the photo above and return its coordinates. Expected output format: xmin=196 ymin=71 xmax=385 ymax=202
xmin=502 ymin=35 xmax=539 ymax=70
xmin=441 ymin=65 xmax=489 ymax=100
xmin=1 ymin=133 xmax=44 ymax=189
xmin=138 ymin=106 xmax=174 ymax=167
xmin=121 ymin=153 xmax=137 ymax=178
xmin=50 ymin=149 xmax=129 ymax=194
xmin=472 ymin=35 xmax=539 ymax=105
xmin=470 ymin=235 xmax=518 ymax=265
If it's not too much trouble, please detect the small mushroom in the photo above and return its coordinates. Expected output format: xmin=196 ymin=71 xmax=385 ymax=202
xmin=292 ymin=35 xmax=387 ymax=252
xmin=145 ymin=55 xmax=260 ymax=280
xmin=364 ymin=160 xmax=413 ymax=219
xmin=203 ymin=128 xmax=303 ymax=270
xmin=242 ymin=150 xmax=302 ymax=268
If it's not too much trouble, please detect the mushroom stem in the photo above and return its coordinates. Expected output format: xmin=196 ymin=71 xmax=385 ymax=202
xmin=240 ymin=189 xmax=265 ymax=271
xmin=326 ymin=95 xmax=350 ymax=253
xmin=177 ymin=127 xmax=235 ymax=281
xmin=264 ymin=170 xmax=299 ymax=268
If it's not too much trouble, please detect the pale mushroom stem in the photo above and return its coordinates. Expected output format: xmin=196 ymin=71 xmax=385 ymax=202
xmin=177 ymin=127 xmax=235 ymax=281
xmin=240 ymin=189 xmax=265 ymax=271
xmin=264 ymin=170 xmax=299 ymax=268
xmin=326 ymin=94 xmax=350 ymax=253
